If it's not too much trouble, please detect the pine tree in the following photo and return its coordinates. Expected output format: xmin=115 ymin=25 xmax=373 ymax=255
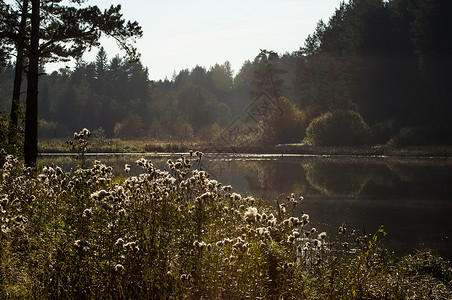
xmin=2 ymin=0 xmax=143 ymax=166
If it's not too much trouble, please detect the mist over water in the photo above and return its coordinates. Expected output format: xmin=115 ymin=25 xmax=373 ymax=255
xmin=41 ymin=153 xmax=452 ymax=259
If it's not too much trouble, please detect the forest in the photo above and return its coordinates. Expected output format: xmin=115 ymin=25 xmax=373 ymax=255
xmin=1 ymin=0 xmax=451 ymax=148
xmin=1 ymin=1 xmax=452 ymax=298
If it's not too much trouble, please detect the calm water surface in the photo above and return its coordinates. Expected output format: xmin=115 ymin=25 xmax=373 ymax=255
xmin=40 ymin=153 xmax=452 ymax=259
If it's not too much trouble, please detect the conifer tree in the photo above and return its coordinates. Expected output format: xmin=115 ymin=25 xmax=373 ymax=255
xmin=3 ymin=0 xmax=142 ymax=166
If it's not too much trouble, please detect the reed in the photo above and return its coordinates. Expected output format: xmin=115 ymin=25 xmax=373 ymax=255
xmin=1 ymin=134 xmax=450 ymax=299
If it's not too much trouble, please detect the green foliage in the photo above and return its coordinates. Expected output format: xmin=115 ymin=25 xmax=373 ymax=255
xmin=312 ymin=228 xmax=452 ymax=299
xmin=0 ymin=1 xmax=14 ymax=67
xmin=2 ymin=0 xmax=143 ymax=166
xmin=293 ymin=0 xmax=452 ymax=144
xmin=0 ymin=153 xmax=303 ymax=298
xmin=252 ymin=49 xmax=286 ymax=99
xmin=1 ymin=0 xmax=452 ymax=147
xmin=176 ymin=84 xmax=229 ymax=133
xmin=38 ymin=119 xmax=69 ymax=139
xmin=387 ymin=127 xmax=422 ymax=147
xmin=66 ymin=128 xmax=92 ymax=168
xmin=113 ymin=112 xmax=145 ymax=140
xmin=0 ymin=53 xmax=236 ymax=142
xmin=385 ymin=126 xmax=451 ymax=147
xmin=90 ymin=127 xmax=107 ymax=147
xmin=1 ymin=154 xmax=450 ymax=298
xmin=208 ymin=62 xmax=233 ymax=94
xmin=305 ymin=110 xmax=371 ymax=146
xmin=0 ymin=108 xmax=23 ymax=160
xmin=36 ymin=2 xmax=143 ymax=63
xmin=411 ymin=0 xmax=452 ymax=72
xmin=371 ymin=119 xmax=400 ymax=145
xmin=197 ymin=123 xmax=222 ymax=141
xmin=258 ymin=96 xmax=307 ymax=145
xmin=0 ymin=112 xmax=9 ymax=162
xmin=172 ymin=119 xmax=194 ymax=140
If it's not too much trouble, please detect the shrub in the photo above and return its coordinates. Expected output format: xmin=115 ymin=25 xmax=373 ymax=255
xmin=38 ymin=119 xmax=59 ymax=138
xmin=0 ymin=153 xmax=314 ymax=298
xmin=305 ymin=110 xmax=371 ymax=146
xmin=1 ymin=132 xmax=451 ymax=298
xmin=0 ymin=110 xmax=23 ymax=159
xmin=257 ymin=97 xmax=307 ymax=145
xmin=197 ymin=123 xmax=222 ymax=141
xmin=147 ymin=120 xmax=171 ymax=140
xmin=388 ymin=126 xmax=452 ymax=146
xmin=172 ymin=119 xmax=194 ymax=140
xmin=371 ymin=119 xmax=400 ymax=145
xmin=0 ymin=112 xmax=9 ymax=151
xmin=387 ymin=127 xmax=422 ymax=147
xmin=90 ymin=127 xmax=107 ymax=148
xmin=114 ymin=113 xmax=145 ymax=139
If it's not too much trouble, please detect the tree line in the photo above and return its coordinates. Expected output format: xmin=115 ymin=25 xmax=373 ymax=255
xmin=1 ymin=0 xmax=451 ymax=165
xmin=295 ymin=0 xmax=452 ymax=146
xmin=0 ymin=0 xmax=142 ymax=166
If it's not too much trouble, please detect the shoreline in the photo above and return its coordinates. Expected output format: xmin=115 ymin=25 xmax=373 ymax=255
xmin=39 ymin=140 xmax=452 ymax=158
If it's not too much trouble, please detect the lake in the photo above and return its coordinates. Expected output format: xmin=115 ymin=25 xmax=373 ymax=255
xmin=40 ymin=152 xmax=452 ymax=260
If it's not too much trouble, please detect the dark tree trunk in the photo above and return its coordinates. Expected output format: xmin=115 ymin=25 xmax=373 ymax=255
xmin=24 ymin=0 xmax=39 ymax=167
xmin=10 ymin=0 xmax=29 ymax=129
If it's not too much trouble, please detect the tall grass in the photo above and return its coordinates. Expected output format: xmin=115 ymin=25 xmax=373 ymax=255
xmin=1 ymin=134 xmax=451 ymax=299
xmin=39 ymin=138 xmax=195 ymax=154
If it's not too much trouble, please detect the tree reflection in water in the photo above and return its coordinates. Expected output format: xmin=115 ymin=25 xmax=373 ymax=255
xmin=40 ymin=154 xmax=452 ymax=259
xmin=304 ymin=162 xmax=372 ymax=196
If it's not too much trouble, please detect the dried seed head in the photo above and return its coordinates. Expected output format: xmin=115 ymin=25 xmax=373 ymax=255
xmin=74 ymin=239 xmax=89 ymax=250
xmin=91 ymin=190 xmax=109 ymax=200
xmin=244 ymin=207 xmax=258 ymax=223
xmin=245 ymin=196 xmax=255 ymax=204
xmin=222 ymin=185 xmax=232 ymax=192
xmin=0 ymin=196 xmax=8 ymax=210
xmin=115 ymin=238 xmax=124 ymax=247
xmin=338 ymin=224 xmax=346 ymax=235
xmin=123 ymin=241 xmax=139 ymax=252
xmin=231 ymin=192 xmax=242 ymax=201
xmin=100 ymin=202 xmax=113 ymax=211
xmin=83 ymin=208 xmax=92 ymax=218
xmin=115 ymin=264 xmax=124 ymax=272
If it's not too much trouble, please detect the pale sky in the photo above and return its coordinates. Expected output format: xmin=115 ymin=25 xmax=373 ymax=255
xmin=46 ymin=0 xmax=340 ymax=81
